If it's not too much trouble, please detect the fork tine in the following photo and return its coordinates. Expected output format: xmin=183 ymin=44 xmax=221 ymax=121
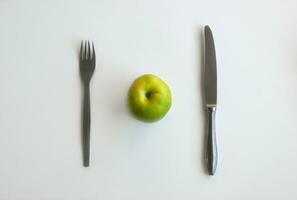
xmin=83 ymin=40 xmax=87 ymax=60
xmin=80 ymin=40 xmax=84 ymax=60
xmin=87 ymin=40 xmax=91 ymax=60
xmin=92 ymin=42 xmax=96 ymax=61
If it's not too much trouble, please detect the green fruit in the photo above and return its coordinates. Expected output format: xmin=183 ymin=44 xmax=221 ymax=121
xmin=128 ymin=74 xmax=172 ymax=122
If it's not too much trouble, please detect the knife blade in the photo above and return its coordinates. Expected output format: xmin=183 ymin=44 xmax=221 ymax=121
xmin=204 ymin=25 xmax=218 ymax=175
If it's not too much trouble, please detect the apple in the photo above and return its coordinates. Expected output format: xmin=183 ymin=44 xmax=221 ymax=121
xmin=128 ymin=74 xmax=172 ymax=122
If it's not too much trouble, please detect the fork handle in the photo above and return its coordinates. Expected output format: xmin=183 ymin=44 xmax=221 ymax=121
xmin=83 ymin=83 xmax=91 ymax=167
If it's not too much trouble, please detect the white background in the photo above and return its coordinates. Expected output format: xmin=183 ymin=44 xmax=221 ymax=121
xmin=0 ymin=0 xmax=297 ymax=199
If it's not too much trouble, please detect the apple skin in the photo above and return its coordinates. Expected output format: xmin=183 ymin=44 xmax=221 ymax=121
xmin=128 ymin=74 xmax=172 ymax=122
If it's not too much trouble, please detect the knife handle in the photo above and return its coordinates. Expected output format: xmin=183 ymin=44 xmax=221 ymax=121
xmin=206 ymin=106 xmax=218 ymax=175
xmin=83 ymin=83 xmax=91 ymax=167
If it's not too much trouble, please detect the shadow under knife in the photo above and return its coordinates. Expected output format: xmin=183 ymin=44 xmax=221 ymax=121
xmin=197 ymin=26 xmax=208 ymax=175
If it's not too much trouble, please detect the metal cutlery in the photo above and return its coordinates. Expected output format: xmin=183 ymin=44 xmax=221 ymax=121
xmin=79 ymin=40 xmax=96 ymax=167
xmin=204 ymin=25 xmax=218 ymax=175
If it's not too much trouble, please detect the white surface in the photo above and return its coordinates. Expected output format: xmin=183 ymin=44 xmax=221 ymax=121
xmin=0 ymin=0 xmax=297 ymax=199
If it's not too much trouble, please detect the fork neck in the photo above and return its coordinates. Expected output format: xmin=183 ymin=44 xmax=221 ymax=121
xmin=83 ymin=81 xmax=90 ymax=88
xmin=83 ymin=83 xmax=90 ymax=98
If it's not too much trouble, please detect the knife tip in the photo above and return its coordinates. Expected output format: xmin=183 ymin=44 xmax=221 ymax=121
xmin=204 ymin=25 xmax=210 ymax=30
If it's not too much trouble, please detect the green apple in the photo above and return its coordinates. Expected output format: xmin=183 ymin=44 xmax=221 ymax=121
xmin=128 ymin=74 xmax=172 ymax=122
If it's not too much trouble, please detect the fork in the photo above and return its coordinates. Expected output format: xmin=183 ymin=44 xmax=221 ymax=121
xmin=79 ymin=40 xmax=96 ymax=167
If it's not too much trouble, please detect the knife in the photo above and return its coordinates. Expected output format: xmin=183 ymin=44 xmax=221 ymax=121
xmin=204 ymin=25 xmax=218 ymax=175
